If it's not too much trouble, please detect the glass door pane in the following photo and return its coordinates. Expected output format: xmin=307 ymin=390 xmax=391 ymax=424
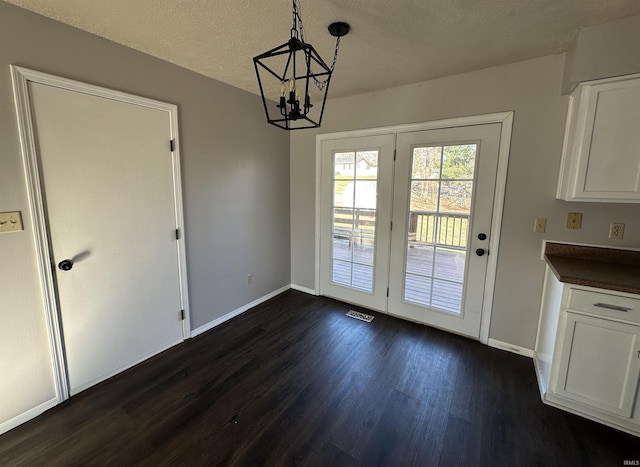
xmin=403 ymin=144 xmax=476 ymax=314
xmin=331 ymin=150 xmax=379 ymax=292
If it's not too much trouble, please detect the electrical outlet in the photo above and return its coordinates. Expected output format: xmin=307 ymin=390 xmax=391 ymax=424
xmin=566 ymin=212 xmax=582 ymax=230
xmin=534 ymin=218 xmax=547 ymax=233
xmin=609 ymin=223 xmax=625 ymax=239
xmin=0 ymin=211 xmax=23 ymax=233
xmin=247 ymin=274 xmax=253 ymax=285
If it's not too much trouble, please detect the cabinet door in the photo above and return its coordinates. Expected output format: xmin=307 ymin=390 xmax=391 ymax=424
xmin=557 ymin=75 xmax=640 ymax=202
xmin=555 ymin=312 xmax=640 ymax=418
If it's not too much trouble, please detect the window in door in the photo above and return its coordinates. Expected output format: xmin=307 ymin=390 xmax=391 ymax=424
xmin=331 ymin=150 xmax=379 ymax=292
xmin=403 ymin=144 xmax=477 ymax=313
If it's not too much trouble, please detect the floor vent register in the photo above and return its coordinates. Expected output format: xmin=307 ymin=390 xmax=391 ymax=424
xmin=346 ymin=310 xmax=374 ymax=322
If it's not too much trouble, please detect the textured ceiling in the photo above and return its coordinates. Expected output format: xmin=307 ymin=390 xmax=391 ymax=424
xmin=4 ymin=0 xmax=640 ymax=99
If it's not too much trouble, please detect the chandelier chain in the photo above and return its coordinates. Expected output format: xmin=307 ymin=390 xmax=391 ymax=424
xmin=292 ymin=0 xmax=341 ymax=91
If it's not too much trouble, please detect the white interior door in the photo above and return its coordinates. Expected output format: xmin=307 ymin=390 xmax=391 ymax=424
xmin=319 ymin=135 xmax=395 ymax=312
xmin=388 ymin=124 xmax=501 ymax=338
xmin=28 ymin=81 xmax=185 ymax=395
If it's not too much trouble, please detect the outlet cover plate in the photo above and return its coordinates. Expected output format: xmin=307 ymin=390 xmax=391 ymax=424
xmin=566 ymin=212 xmax=582 ymax=230
xmin=609 ymin=223 xmax=625 ymax=239
xmin=0 ymin=211 xmax=23 ymax=233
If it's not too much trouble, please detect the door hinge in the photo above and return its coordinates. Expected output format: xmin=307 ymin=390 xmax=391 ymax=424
xmin=390 ymin=221 xmax=393 ymax=231
xmin=170 ymin=139 xmax=175 ymax=152
xmin=393 ymin=149 xmax=397 ymax=161
xmin=387 ymin=287 xmax=389 ymax=297
xmin=175 ymin=228 xmax=180 ymax=240
xmin=180 ymin=309 xmax=185 ymax=320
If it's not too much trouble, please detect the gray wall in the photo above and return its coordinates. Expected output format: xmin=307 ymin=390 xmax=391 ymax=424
xmin=562 ymin=14 xmax=640 ymax=94
xmin=0 ymin=2 xmax=290 ymax=427
xmin=290 ymin=53 xmax=640 ymax=350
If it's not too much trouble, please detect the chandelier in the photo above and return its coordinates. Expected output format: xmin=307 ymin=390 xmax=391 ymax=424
xmin=253 ymin=0 xmax=350 ymax=130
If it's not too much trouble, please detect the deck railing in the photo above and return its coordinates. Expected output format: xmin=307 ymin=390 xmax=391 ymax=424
xmin=333 ymin=208 xmax=470 ymax=249
xmin=333 ymin=208 xmax=376 ymax=245
xmin=409 ymin=211 xmax=469 ymax=249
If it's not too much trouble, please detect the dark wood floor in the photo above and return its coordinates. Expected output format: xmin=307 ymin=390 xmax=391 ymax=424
xmin=1 ymin=290 xmax=638 ymax=466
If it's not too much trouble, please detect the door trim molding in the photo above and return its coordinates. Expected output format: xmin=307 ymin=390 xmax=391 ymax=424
xmin=315 ymin=112 xmax=514 ymax=344
xmin=10 ymin=65 xmax=191 ymax=402
xmin=481 ymin=113 xmax=513 ymax=344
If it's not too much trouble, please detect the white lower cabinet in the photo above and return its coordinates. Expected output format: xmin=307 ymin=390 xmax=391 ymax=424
xmin=535 ymin=268 xmax=640 ymax=436
xmin=556 ymin=312 xmax=640 ymax=418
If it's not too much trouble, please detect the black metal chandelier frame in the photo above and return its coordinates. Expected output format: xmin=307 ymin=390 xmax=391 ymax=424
xmin=253 ymin=0 xmax=349 ymax=130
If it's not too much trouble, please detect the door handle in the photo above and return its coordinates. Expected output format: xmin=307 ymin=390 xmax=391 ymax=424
xmin=58 ymin=259 xmax=74 ymax=271
xmin=476 ymin=248 xmax=487 ymax=257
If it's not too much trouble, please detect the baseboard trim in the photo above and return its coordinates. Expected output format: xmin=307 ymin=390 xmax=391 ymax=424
xmin=290 ymin=284 xmax=317 ymax=295
xmin=488 ymin=338 xmax=534 ymax=358
xmin=542 ymin=392 xmax=640 ymax=438
xmin=0 ymin=397 xmax=58 ymax=436
xmin=532 ymin=352 xmax=547 ymax=398
xmin=190 ymin=285 xmax=291 ymax=338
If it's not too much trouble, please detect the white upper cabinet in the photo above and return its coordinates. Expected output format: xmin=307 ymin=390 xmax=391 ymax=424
xmin=557 ymin=74 xmax=640 ymax=202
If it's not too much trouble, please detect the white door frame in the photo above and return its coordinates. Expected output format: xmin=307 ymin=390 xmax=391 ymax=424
xmin=11 ymin=66 xmax=191 ymax=402
xmin=315 ymin=112 xmax=513 ymax=344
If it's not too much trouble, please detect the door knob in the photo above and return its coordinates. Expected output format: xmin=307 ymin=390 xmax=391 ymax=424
xmin=477 ymin=233 xmax=487 ymax=240
xmin=476 ymin=248 xmax=486 ymax=257
xmin=58 ymin=259 xmax=74 ymax=271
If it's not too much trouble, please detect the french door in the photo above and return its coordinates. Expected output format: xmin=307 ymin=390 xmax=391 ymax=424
xmin=388 ymin=125 xmax=501 ymax=337
xmin=319 ymin=135 xmax=395 ymax=311
xmin=319 ymin=119 xmax=507 ymax=339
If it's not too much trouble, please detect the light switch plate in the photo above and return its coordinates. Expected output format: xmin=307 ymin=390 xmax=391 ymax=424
xmin=534 ymin=218 xmax=547 ymax=233
xmin=0 ymin=211 xmax=23 ymax=233
xmin=566 ymin=212 xmax=582 ymax=230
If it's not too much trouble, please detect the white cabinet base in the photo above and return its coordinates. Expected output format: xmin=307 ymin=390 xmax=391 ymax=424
xmin=555 ymin=313 xmax=640 ymax=418
xmin=541 ymin=389 xmax=640 ymax=437
xmin=534 ymin=269 xmax=640 ymax=437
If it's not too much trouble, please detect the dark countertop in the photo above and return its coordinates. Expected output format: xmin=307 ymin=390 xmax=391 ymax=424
xmin=544 ymin=242 xmax=640 ymax=295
